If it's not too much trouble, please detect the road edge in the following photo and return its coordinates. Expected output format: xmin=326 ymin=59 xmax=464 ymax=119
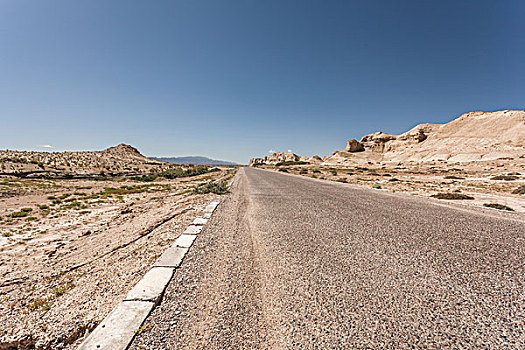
xmin=77 ymin=199 xmax=222 ymax=350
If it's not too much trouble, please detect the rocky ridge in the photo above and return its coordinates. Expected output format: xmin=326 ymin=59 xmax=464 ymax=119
xmin=0 ymin=144 xmax=168 ymax=178
xmin=251 ymin=110 xmax=525 ymax=166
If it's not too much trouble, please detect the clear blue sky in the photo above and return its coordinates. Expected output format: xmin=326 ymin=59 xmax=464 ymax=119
xmin=1 ymin=1 xmax=523 ymax=163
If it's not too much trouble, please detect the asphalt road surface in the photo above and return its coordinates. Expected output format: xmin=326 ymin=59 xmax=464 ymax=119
xmin=131 ymin=167 xmax=524 ymax=349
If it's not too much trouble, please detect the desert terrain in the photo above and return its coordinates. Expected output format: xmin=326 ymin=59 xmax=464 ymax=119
xmin=250 ymin=110 xmax=525 ymax=213
xmin=0 ymin=145 xmax=236 ymax=349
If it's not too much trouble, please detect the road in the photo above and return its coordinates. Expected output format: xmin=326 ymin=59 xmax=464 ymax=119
xmin=131 ymin=167 xmax=524 ymax=349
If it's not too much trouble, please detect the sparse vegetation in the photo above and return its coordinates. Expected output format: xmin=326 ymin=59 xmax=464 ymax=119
xmin=135 ymin=323 xmax=153 ymax=334
xmin=9 ymin=207 xmax=33 ymax=218
xmin=483 ymin=203 xmax=514 ymax=211
xmin=491 ymin=175 xmax=518 ymax=181
xmin=372 ymin=184 xmax=382 ymax=189
xmin=52 ymin=281 xmax=75 ymax=296
xmin=193 ymin=181 xmax=228 ymax=194
xmin=444 ymin=175 xmax=465 ymax=180
xmin=512 ymin=185 xmax=525 ymax=194
xmin=431 ymin=193 xmax=474 ymax=200
xmin=28 ymin=297 xmax=53 ymax=312
xmin=131 ymin=166 xmax=214 ymax=182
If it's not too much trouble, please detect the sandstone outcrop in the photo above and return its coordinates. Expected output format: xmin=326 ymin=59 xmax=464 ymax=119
xmin=249 ymin=152 xmax=323 ymax=166
xmin=345 ymin=139 xmax=364 ymax=152
xmin=359 ymin=132 xmax=397 ymax=152
xmin=322 ymin=110 xmax=525 ymax=165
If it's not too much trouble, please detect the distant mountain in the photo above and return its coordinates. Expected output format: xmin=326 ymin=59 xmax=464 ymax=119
xmin=152 ymin=156 xmax=239 ymax=166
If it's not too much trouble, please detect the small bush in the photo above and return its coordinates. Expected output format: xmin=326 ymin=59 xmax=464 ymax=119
xmin=329 ymin=169 xmax=337 ymax=176
xmin=491 ymin=175 xmax=517 ymax=181
xmin=193 ymin=181 xmax=228 ymax=195
xmin=38 ymin=205 xmax=49 ymax=210
xmin=47 ymin=196 xmax=57 ymax=200
xmin=372 ymin=184 xmax=382 ymax=189
xmin=278 ymin=168 xmax=289 ymax=172
xmin=52 ymin=281 xmax=75 ymax=296
xmin=10 ymin=211 xmax=29 ymax=218
xmin=444 ymin=175 xmax=465 ymax=180
xmin=299 ymin=170 xmax=308 ymax=174
xmin=512 ymin=185 xmax=525 ymax=195
xmin=337 ymin=178 xmax=348 ymax=183
xmin=431 ymin=193 xmax=474 ymax=200
xmin=28 ymin=298 xmax=53 ymax=311
xmin=133 ymin=174 xmax=158 ymax=182
xmin=483 ymin=203 xmax=514 ymax=211
xmin=389 ymin=178 xmax=400 ymax=182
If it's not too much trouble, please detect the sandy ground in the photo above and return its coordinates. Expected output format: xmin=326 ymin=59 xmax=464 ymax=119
xmin=256 ymin=162 xmax=525 ymax=213
xmin=0 ymin=169 xmax=235 ymax=349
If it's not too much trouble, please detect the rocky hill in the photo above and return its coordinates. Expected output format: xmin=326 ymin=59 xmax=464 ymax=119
xmin=251 ymin=110 xmax=524 ymax=167
xmin=325 ymin=110 xmax=524 ymax=165
xmin=0 ymin=144 xmax=169 ymax=178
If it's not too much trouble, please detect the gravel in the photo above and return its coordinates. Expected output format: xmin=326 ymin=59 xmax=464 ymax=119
xmin=131 ymin=167 xmax=525 ymax=349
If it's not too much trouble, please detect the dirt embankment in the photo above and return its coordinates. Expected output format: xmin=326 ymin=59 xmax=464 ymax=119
xmin=0 ymin=168 xmax=236 ymax=349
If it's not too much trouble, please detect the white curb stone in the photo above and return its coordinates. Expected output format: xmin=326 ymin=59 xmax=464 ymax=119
xmin=78 ymin=300 xmax=154 ymax=350
xmin=184 ymin=225 xmax=202 ymax=235
xmin=204 ymin=205 xmax=216 ymax=212
xmin=153 ymin=246 xmax=188 ymax=268
xmin=125 ymin=267 xmax=174 ymax=303
xmin=193 ymin=217 xmax=208 ymax=225
xmin=79 ymin=199 xmax=222 ymax=349
xmin=174 ymin=234 xmax=196 ymax=248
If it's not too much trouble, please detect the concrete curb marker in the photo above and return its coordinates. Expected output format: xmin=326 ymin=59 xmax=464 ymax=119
xmin=183 ymin=225 xmax=202 ymax=235
xmin=174 ymin=234 xmax=196 ymax=248
xmin=153 ymin=246 xmax=188 ymax=268
xmin=78 ymin=301 xmax=154 ymax=350
xmin=124 ymin=267 xmax=174 ymax=303
xmin=192 ymin=217 xmax=208 ymax=225
xmin=78 ymin=199 xmax=221 ymax=350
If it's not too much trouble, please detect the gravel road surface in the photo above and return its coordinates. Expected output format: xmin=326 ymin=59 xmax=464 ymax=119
xmin=131 ymin=167 xmax=524 ymax=349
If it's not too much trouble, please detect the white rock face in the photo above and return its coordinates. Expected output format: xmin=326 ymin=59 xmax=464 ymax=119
xmin=323 ymin=110 xmax=525 ymax=165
